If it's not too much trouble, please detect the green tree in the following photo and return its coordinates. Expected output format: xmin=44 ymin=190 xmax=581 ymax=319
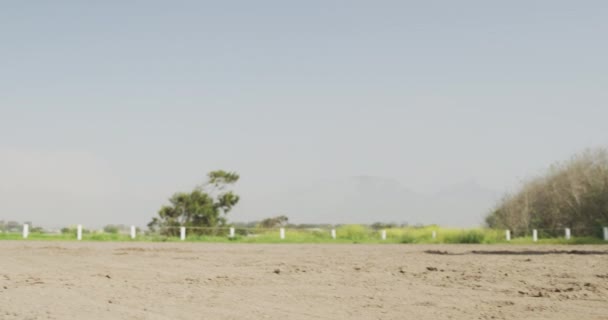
xmin=148 ymin=170 xmax=240 ymax=236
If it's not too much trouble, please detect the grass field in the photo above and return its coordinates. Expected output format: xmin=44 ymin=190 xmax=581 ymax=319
xmin=2 ymin=225 xmax=606 ymax=244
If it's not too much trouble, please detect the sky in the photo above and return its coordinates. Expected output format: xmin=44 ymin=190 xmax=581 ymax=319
xmin=1 ymin=1 xmax=607 ymax=228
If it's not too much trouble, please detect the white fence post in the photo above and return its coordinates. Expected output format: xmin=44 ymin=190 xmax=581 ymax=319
xmin=130 ymin=226 xmax=136 ymax=239
xmin=603 ymin=227 xmax=608 ymax=241
xmin=431 ymin=230 xmax=437 ymax=239
xmin=505 ymin=230 xmax=511 ymax=241
xmin=180 ymin=227 xmax=186 ymax=241
xmin=381 ymin=230 xmax=387 ymax=241
xmin=77 ymin=225 xmax=82 ymax=241
xmin=565 ymin=228 xmax=571 ymax=240
xmin=331 ymin=229 xmax=336 ymax=239
xmin=22 ymin=224 xmax=29 ymax=239
xmin=229 ymin=227 xmax=235 ymax=238
xmin=280 ymin=228 xmax=285 ymax=240
xmin=532 ymin=229 xmax=538 ymax=242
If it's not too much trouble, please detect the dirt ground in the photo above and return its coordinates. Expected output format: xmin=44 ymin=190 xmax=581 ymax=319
xmin=1 ymin=242 xmax=607 ymax=320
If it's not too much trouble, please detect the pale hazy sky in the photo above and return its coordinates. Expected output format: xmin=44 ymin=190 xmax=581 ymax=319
xmin=1 ymin=1 xmax=607 ymax=228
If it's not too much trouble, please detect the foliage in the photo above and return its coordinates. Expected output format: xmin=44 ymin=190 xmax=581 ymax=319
xmin=286 ymin=223 xmax=333 ymax=229
xmin=30 ymin=226 xmax=44 ymax=233
xmin=443 ymin=230 xmax=485 ymax=244
xmin=486 ymin=148 xmax=608 ymax=236
xmin=0 ymin=221 xmax=21 ymax=232
xmin=258 ymin=215 xmax=289 ymax=228
xmin=370 ymin=222 xmax=399 ymax=230
xmin=148 ymin=170 xmax=240 ymax=236
xmin=398 ymin=233 xmax=417 ymax=243
xmin=206 ymin=170 xmax=240 ymax=186
xmin=0 ymin=221 xmax=44 ymax=233
xmin=61 ymin=226 xmax=90 ymax=235
xmin=103 ymin=225 xmax=120 ymax=234
xmin=336 ymin=224 xmax=371 ymax=241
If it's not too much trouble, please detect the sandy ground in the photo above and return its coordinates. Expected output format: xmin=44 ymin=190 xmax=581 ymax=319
xmin=1 ymin=242 xmax=607 ymax=320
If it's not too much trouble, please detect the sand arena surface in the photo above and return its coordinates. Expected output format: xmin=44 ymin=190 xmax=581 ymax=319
xmin=1 ymin=242 xmax=607 ymax=320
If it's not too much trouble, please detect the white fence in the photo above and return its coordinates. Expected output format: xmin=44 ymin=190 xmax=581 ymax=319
xmin=12 ymin=224 xmax=608 ymax=242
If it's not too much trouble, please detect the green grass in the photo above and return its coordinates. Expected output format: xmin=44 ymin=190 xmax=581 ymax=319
xmin=1 ymin=227 xmax=606 ymax=244
xmin=0 ymin=233 xmax=77 ymax=241
xmin=508 ymin=236 xmax=607 ymax=245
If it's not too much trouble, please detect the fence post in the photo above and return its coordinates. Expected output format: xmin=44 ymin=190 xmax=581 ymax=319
xmin=331 ymin=229 xmax=336 ymax=239
xmin=431 ymin=230 xmax=437 ymax=239
xmin=381 ymin=230 xmax=387 ymax=241
xmin=505 ymin=230 xmax=511 ymax=241
xmin=603 ymin=227 xmax=608 ymax=241
xmin=180 ymin=227 xmax=186 ymax=241
xmin=229 ymin=227 xmax=235 ymax=238
xmin=532 ymin=229 xmax=538 ymax=242
xmin=22 ymin=224 xmax=29 ymax=239
xmin=130 ymin=226 xmax=136 ymax=239
xmin=280 ymin=228 xmax=285 ymax=240
xmin=77 ymin=225 xmax=82 ymax=241
xmin=565 ymin=228 xmax=571 ymax=240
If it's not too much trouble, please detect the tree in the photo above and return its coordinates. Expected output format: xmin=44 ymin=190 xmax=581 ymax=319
xmin=6 ymin=221 xmax=20 ymax=232
xmin=103 ymin=225 xmax=121 ymax=234
xmin=486 ymin=148 xmax=608 ymax=237
xmin=258 ymin=215 xmax=289 ymax=229
xmin=370 ymin=222 xmax=398 ymax=230
xmin=148 ymin=170 xmax=240 ymax=235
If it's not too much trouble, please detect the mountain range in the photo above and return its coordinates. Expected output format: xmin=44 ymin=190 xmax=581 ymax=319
xmin=237 ymin=176 xmax=500 ymax=227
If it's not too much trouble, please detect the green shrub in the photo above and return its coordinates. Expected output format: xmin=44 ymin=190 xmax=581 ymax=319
xmin=444 ymin=230 xmax=485 ymax=244
xmin=399 ymin=233 xmax=417 ymax=244
xmin=103 ymin=225 xmax=120 ymax=234
xmin=337 ymin=225 xmax=370 ymax=241
xmin=61 ymin=226 xmax=90 ymax=235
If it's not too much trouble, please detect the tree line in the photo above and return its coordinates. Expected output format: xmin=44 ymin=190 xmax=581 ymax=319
xmin=10 ymin=147 xmax=607 ymax=239
xmin=486 ymin=148 xmax=608 ymax=237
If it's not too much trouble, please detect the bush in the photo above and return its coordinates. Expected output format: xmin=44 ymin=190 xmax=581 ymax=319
xmin=103 ymin=225 xmax=120 ymax=234
xmin=371 ymin=222 xmax=398 ymax=230
xmin=337 ymin=225 xmax=370 ymax=241
xmin=487 ymin=148 xmax=608 ymax=237
xmin=444 ymin=230 xmax=485 ymax=244
xmin=61 ymin=226 xmax=90 ymax=236
xmin=399 ymin=233 xmax=417 ymax=243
